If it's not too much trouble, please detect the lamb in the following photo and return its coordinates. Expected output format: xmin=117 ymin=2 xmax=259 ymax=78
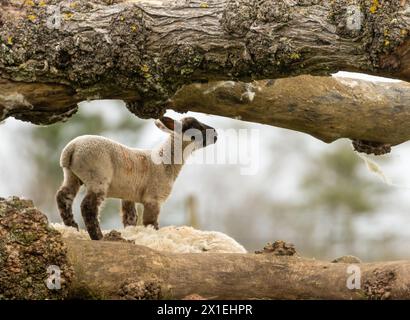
xmin=56 ymin=116 xmax=218 ymax=240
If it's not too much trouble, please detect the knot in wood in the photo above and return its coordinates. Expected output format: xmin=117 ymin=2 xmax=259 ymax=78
xmin=255 ymin=240 xmax=297 ymax=256
xmin=352 ymin=139 xmax=392 ymax=156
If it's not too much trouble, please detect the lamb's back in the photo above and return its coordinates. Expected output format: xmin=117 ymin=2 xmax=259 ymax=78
xmin=60 ymin=135 xmax=130 ymax=169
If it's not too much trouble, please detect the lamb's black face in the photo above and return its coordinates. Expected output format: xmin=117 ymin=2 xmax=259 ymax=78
xmin=155 ymin=116 xmax=218 ymax=148
xmin=181 ymin=117 xmax=218 ymax=148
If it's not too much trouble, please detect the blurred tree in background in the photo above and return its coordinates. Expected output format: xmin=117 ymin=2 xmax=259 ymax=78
xmin=298 ymin=145 xmax=391 ymax=258
xmin=221 ymin=136 xmax=392 ymax=260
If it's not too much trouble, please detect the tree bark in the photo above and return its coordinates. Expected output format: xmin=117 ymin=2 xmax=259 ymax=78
xmin=171 ymin=75 xmax=410 ymax=146
xmin=1 ymin=196 xmax=410 ymax=300
xmin=0 ymin=0 xmax=409 ymax=123
xmin=2 ymin=73 xmax=410 ymax=147
xmin=64 ymin=238 xmax=410 ymax=300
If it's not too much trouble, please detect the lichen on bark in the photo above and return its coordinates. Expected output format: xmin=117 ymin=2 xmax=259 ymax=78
xmin=363 ymin=268 xmax=396 ymax=300
xmin=220 ymin=0 xmax=409 ymax=78
xmin=331 ymin=0 xmax=409 ymax=73
xmin=118 ymin=279 xmax=163 ymax=300
xmin=0 ymin=197 xmax=73 ymax=300
xmin=0 ymin=0 xmax=409 ymax=124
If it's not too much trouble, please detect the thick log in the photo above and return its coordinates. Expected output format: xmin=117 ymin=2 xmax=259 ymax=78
xmin=2 ymin=73 xmax=410 ymax=146
xmin=2 ymin=196 xmax=410 ymax=300
xmin=5 ymin=73 xmax=409 ymax=147
xmin=0 ymin=0 xmax=409 ymax=123
xmin=171 ymin=75 xmax=410 ymax=146
xmin=64 ymin=238 xmax=410 ymax=300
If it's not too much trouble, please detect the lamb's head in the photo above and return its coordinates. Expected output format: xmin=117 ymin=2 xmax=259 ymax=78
xmin=155 ymin=116 xmax=218 ymax=150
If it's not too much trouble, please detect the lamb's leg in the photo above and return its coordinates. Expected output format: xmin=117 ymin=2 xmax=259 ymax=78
xmin=56 ymin=168 xmax=81 ymax=229
xmin=81 ymin=191 xmax=105 ymax=240
xmin=121 ymin=200 xmax=137 ymax=227
xmin=142 ymin=202 xmax=160 ymax=230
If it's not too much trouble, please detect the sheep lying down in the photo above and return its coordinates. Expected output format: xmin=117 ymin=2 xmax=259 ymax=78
xmin=51 ymin=223 xmax=247 ymax=254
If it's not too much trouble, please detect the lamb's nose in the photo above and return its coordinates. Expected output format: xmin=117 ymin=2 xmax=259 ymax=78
xmin=214 ymin=135 xmax=218 ymax=143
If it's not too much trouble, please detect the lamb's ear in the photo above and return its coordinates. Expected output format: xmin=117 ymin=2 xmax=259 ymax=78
xmin=155 ymin=117 xmax=176 ymax=134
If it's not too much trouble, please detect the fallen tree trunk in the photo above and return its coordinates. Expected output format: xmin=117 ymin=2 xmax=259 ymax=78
xmin=65 ymin=238 xmax=410 ymax=300
xmin=2 ymin=197 xmax=410 ymax=300
xmin=0 ymin=0 xmax=409 ymax=123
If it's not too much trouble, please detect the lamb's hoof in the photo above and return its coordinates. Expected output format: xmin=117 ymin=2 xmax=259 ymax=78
xmin=143 ymin=223 xmax=159 ymax=230
xmin=64 ymin=221 xmax=79 ymax=231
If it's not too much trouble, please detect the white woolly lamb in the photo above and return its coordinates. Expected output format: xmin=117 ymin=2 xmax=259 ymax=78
xmin=56 ymin=116 xmax=218 ymax=240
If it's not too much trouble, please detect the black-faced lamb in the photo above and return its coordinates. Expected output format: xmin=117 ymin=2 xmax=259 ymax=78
xmin=56 ymin=116 xmax=218 ymax=240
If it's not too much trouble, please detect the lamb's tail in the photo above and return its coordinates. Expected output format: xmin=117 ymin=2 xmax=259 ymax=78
xmin=60 ymin=142 xmax=76 ymax=168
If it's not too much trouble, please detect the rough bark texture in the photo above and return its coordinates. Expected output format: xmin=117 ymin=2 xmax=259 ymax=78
xmin=0 ymin=197 xmax=73 ymax=300
xmin=66 ymin=238 xmax=410 ymax=300
xmin=0 ymin=0 xmax=409 ymax=124
xmin=2 ymin=196 xmax=410 ymax=300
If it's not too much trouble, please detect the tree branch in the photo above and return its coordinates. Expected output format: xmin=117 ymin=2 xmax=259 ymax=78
xmin=3 ymin=74 xmax=410 ymax=148
xmin=171 ymin=75 xmax=410 ymax=146
xmin=0 ymin=0 xmax=409 ymax=122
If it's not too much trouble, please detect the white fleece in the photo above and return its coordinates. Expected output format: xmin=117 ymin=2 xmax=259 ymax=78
xmin=51 ymin=223 xmax=247 ymax=254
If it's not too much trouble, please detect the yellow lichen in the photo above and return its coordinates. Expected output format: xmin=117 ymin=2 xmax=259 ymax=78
xmin=7 ymin=36 xmax=13 ymax=45
xmin=141 ymin=65 xmax=150 ymax=73
xmin=39 ymin=0 xmax=46 ymax=6
xmin=63 ymin=13 xmax=74 ymax=20
xmin=69 ymin=2 xmax=78 ymax=8
xmin=289 ymin=53 xmax=301 ymax=60
xmin=24 ymin=0 xmax=35 ymax=6
xmin=384 ymin=40 xmax=390 ymax=46
xmin=27 ymin=14 xmax=37 ymax=22
xmin=369 ymin=0 xmax=380 ymax=14
xmin=131 ymin=25 xmax=138 ymax=32
xmin=200 ymin=2 xmax=209 ymax=8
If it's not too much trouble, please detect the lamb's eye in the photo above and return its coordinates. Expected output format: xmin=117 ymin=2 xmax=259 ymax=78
xmin=190 ymin=136 xmax=195 ymax=141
